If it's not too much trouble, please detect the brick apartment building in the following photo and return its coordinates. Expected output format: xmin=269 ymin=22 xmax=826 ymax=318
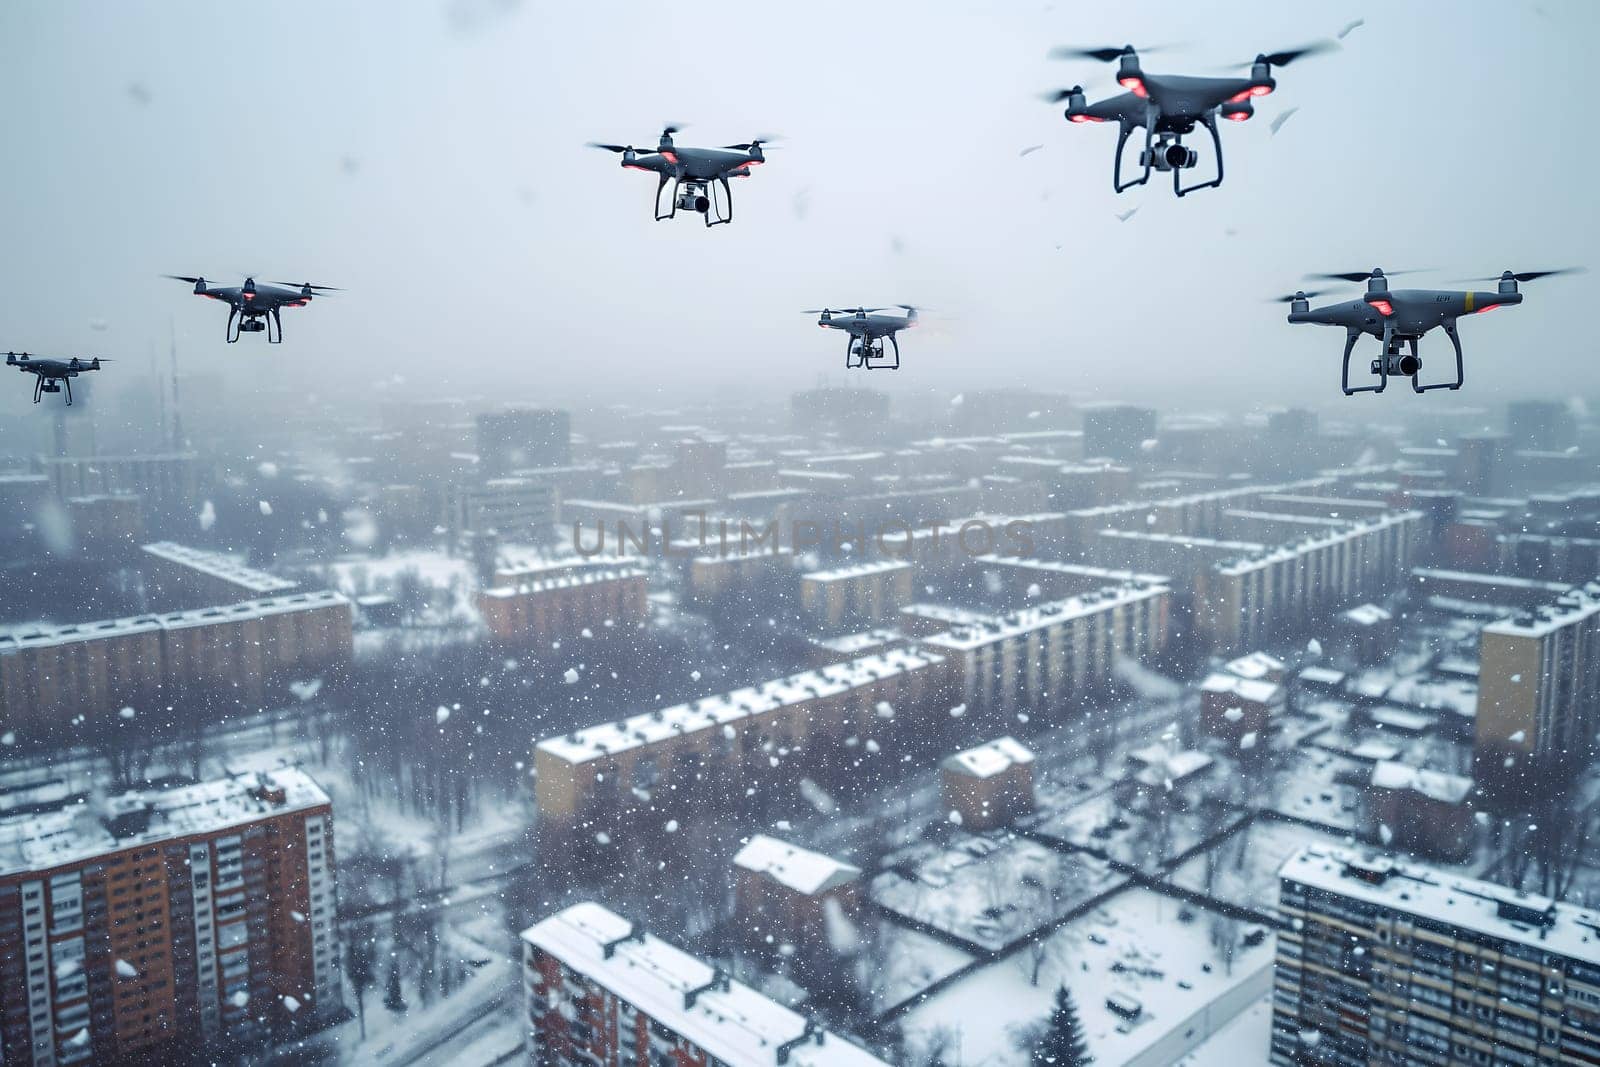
xmin=920 ymin=581 xmax=1172 ymax=721
xmin=533 ymin=648 xmax=950 ymax=837
xmin=0 ymin=769 xmax=340 ymax=1065
xmin=522 ymin=902 xmax=889 ymax=1067
xmin=799 ymin=560 xmax=913 ymax=628
xmin=0 ymin=591 xmax=353 ymax=737
xmin=732 ymin=836 xmax=861 ymax=953
xmin=476 ymin=567 xmax=648 ymax=646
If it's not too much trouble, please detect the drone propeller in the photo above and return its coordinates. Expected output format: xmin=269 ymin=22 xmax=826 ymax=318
xmin=1453 ymin=268 xmax=1587 ymax=284
xmin=270 ymin=281 xmax=343 ymax=292
xmin=1305 ymin=268 xmax=1430 ymax=283
xmin=721 ymin=137 xmax=782 ymax=150
xmin=1269 ymin=290 xmax=1331 ymax=303
xmin=803 ymin=307 xmax=889 ymax=314
xmin=1050 ymin=44 xmax=1174 ymax=63
xmin=1223 ymin=41 xmax=1337 ymax=70
xmin=1040 ymin=86 xmax=1086 ymax=104
xmin=895 ymin=304 xmax=927 ymax=312
xmin=587 ymin=142 xmax=654 ymax=154
xmin=164 ymin=274 xmax=209 ymax=284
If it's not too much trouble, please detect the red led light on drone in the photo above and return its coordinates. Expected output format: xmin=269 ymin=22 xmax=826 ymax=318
xmin=1474 ymin=303 xmax=1499 ymax=314
xmin=1370 ymin=300 xmax=1394 ymax=316
xmin=1118 ymin=77 xmax=1148 ymax=98
xmin=1225 ymin=110 xmax=1250 ymax=122
xmin=1227 ymin=89 xmax=1252 ymax=104
xmin=1250 ymin=84 xmax=1273 ymax=97
xmin=660 ymin=151 xmax=679 ymax=164
xmin=1069 ymin=114 xmax=1105 ymax=124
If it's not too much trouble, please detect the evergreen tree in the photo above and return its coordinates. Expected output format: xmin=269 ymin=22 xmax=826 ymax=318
xmin=383 ymin=959 xmax=407 ymax=1014
xmin=1032 ymin=985 xmax=1092 ymax=1066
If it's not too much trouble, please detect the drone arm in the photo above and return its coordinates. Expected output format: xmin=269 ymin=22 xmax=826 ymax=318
xmin=1415 ymin=321 xmax=1465 ymax=392
xmin=1175 ymin=112 xmax=1225 ymax=197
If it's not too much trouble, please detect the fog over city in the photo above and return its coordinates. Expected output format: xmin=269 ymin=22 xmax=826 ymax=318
xmin=3 ymin=4 xmax=1600 ymax=1067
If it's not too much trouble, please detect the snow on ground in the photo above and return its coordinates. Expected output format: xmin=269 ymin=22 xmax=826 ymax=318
xmin=899 ymin=887 xmax=1276 ymax=1067
xmin=1175 ymin=993 xmax=1273 ymax=1066
xmin=1166 ymin=817 xmax=1359 ymax=915
xmin=1261 ymin=749 xmax=1367 ymax=833
xmin=1026 ymin=781 xmax=1248 ymax=874
xmin=873 ymin=833 xmax=1125 ymax=953
xmin=870 ymin=920 xmax=977 ymax=1014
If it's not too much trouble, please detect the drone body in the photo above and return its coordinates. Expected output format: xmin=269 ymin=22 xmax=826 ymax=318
xmin=589 ymin=127 xmax=770 ymax=227
xmin=1046 ymin=44 xmax=1330 ymax=196
xmin=7 ymin=352 xmax=107 ymax=405
xmin=1280 ymin=268 xmax=1580 ymax=395
xmin=166 ymin=275 xmax=339 ymax=343
xmin=806 ymin=306 xmax=920 ymax=369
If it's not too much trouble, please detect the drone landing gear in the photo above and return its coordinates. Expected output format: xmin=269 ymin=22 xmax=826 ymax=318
xmin=654 ymin=176 xmax=734 ymax=227
xmin=32 ymin=376 xmax=43 ymax=404
xmin=1174 ymin=115 xmax=1223 ymax=197
xmin=226 ymin=310 xmax=281 ymax=343
xmin=1112 ymin=121 xmax=1152 ymax=193
xmin=848 ymin=336 xmax=900 ymax=370
xmin=1411 ymin=321 xmax=1464 ymax=393
xmin=32 ymin=378 xmax=68 ymax=404
xmin=1342 ymin=329 xmax=1386 ymax=395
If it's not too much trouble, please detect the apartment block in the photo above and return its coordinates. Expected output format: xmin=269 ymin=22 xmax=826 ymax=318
xmin=940 ymin=736 xmax=1036 ymax=830
xmin=477 ymin=567 xmax=648 ymax=646
xmin=0 ymin=591 xmax=353 ymax=736
xmin=533 ymin=649 xmax=950 ymax=836
xmin=1272 ymin=846 xmax=1600 ymax=1066
xmin=522 ymin=902 xmax=890 ymax=1066
xmin=733 ymin=836 xmax=861 ymax=953
xmin=1194 ymin=510 xmax=1424 ymax=655
xmin=1475 ymin=582 xmax=1600 ymax=796
xmin=799 ymin=560 xmax=913 ymax=628
xmin=0 ymin=769 xmax=340 ymax=1065
xmin=920 ymin=581 xmax=1171 ymax=721
xmin=141 ymin=541 xmax=299 ymax=609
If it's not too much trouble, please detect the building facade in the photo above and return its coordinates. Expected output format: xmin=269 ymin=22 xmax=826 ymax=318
xmin=1273 ymin=846 xmax=1600 ymax=1066
xmin=1475 ymin=582 xmax=1600 ymax=796
xmin=0 ymin=769 xmax=339 ymax=1065
xmin=533 ymin=649 xmax=950 ymax=837
xmin=799 ymin=560 xmax=913 ymax=628
xmin=477 ymin=568 xmax=649 ymax=646
xmin=920 ymin=581 xmax=1171 ymax=722
xmin=522 ymin=902 xmax=890 ymax=1067
xmin=0 ymin=591 xmax=352 ymax=737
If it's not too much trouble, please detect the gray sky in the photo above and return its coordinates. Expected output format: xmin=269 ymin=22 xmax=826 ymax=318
xmin=2 ymin=0 xmax=1596 ymax=412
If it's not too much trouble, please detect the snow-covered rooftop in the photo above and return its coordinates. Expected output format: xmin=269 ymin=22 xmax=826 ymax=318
xmin=921 ymin=583 xmax=1167 ymax=653
xmin=1298 ymin=666 xmax=1348 ymax=689
xmin=0 ymin=768 xmax=330 ymax=878
xmin=1200 ymin=672 xmax=1283 ymax=706
xmin=1281 ymin=846 xmax=1600 ymax=963
xmin=141 ymin=541 xmax=299 ymax=595
xmin=480 ymin=567 xmax=645 ymax=599
xmin=801 ymin=559 xmax=911 ymax=583
xmin=1342 ymin=603 xmax=1394 ymax=627
xmin=1482 ymin=583 xmax=1600 ymax=638
xmin=522 ymin=902 xmax=891 ymax=1067
xmin=1224 ymin=651 xmax=1285 ymax=681
xmin=0 ymin=591 xmax=348 ymax=652
xmin=536 ymin=648 xmax=945 ymax=765
xmin=1369 ymin=761 xmax=1472 ymax=804
xmin=976 ymin=555 xmax=1169 ymax=586
xmin=942 ymin=736 xmax=1034 ymax=779
xmin=733 ymin=835 xmax=861 ymax=895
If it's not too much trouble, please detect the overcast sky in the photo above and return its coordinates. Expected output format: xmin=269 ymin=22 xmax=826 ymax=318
xmin=2 ymin=1 xmax=1596 ymax=415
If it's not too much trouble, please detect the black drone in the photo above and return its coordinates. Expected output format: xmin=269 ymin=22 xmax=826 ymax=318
xmin=589 ymin=126 xmax=772 ymax=227
xmin=1280 ymin=268 xmax=1583 ymax=395
xmin=165 ymin=275 xmax=340 ymax=343
xmin=7 ymin=352 xmax=108 ymax=405
xmin=805 ymin=306 xmax=922 ymax=370
xmin=1044 ymin=43 xmax=1332 ymax=196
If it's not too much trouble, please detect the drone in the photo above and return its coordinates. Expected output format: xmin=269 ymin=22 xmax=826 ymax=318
xmin=588 ymin=126 xmax=772 ymax=227
xmin=165 ymin=275 xmax=340 ymax=343
xmin=1044 ymin=43 xmax=1332 ymax=196
xmin=7 ymin=352 xmax=108 ymax=405
xmin=1279 ymin=268 xmax=1583 ymax=395
xmin=805 ymin=306 xmax=922 ymax=370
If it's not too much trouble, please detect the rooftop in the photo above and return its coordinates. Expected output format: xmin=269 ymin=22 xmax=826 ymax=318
xmin=480 ymin=567 xmax=646 ymax=599
xmin=921 ymin=583 xmax=1167 ymax=653
xmin=0 ymin=768 xmax=330 ymax=878
xmin=733 ymin=835 xmax=861 ymax=895
xmin=0 ymin=590 xmax=348 ymax=652
xmin=942 ymin=736 xmax=1034 ymax=779
xmin=536 ymin=648 xmax=944 ymax=765
xmin=1200 ymin=671 xmax=1283 ymax=706
xmin=801 ymin=559 xmax=911 ymax=583
xmin=141 ymin=541 xmax=298 ymax=596
xmin=1483 ymin=582 xmax=1600 ymax=638
xmin=523 ymin=903 xmax=890 ymax=1067
xmin=1280 ymin=846 xmax=1600 ymax=962
xmin=1369 ymin=761 xmax=1473 ymax=805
